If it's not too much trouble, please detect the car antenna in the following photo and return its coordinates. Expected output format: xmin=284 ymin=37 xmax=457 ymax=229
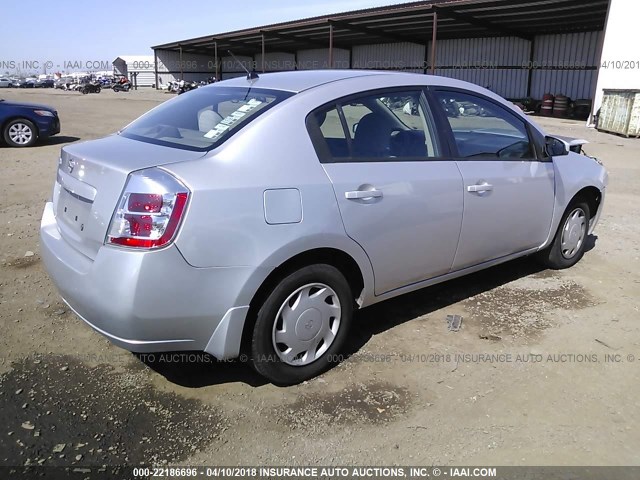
xmin=227 ymin=50 xmax=259 ymax=81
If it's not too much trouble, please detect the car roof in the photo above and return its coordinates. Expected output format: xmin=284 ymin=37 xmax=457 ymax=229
xmin=219 ymin=70 xmax=400 ymax=93
xmin=217 ymin=69 xmax=495 ymax=95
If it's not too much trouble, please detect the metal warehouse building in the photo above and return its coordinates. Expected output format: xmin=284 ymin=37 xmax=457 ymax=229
xmin=113 ymin=56 xmax=156 ymax=87
xmin=151 ymin=0 xmax=638 ymax=122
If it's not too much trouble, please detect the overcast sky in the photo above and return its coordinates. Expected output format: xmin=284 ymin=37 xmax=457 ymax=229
xmin=1 ymin=0 xmax=403 ymax=74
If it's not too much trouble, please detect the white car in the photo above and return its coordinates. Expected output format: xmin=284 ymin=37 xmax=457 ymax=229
xmin=40 ymin=70 xmax=607 ymax=385
xmin=0 ymin=78 xmax=14 ymax=88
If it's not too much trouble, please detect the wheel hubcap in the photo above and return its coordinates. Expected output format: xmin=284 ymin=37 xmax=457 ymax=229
xmin=8 ymin=123 xmax=33 ymax=145
xmin=272 ymin=283 xmax=341 ymax=366
xmin=560 ymin=208 xmax=586 ymax=259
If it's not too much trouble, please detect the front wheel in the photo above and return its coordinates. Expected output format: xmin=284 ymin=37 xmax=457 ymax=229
xmin=4 ymin=119 xmax=37 ymax=147
xmin=536 ymin=199 xmax=590 ymax=269
xmin=250 ymin=264 xmax=353 ymax=385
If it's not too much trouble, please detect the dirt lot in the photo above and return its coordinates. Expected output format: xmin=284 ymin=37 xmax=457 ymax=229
xmin=0 ymin=88 xmax=639 ymax=468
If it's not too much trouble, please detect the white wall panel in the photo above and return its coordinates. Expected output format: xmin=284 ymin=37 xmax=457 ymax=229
xmin=352 ymin=42 xmax=425 ymax=70
xmin=530 ymin=31 xmax=603 ymax=99
xmin=435 ymin=36 xmax=530 ymax=68
xmin=593 ymin=0 xmax=639 ymax=121
xmin=297 ymin=48 xmax=350 ymax=70
xmin=131 ymin=72 xmax=156 ymax=87
xmin=155 ymin=29 xmax=604 ymax=99
xmin=255 ymin=52 xmax=296 ymax=71
xmin=432 ymin=36 xmax=529 ymax=98
xmin=156 ymin=49 xmax=216 ymax=74
xmin=530 ymin=69 xmax=598 ymax=99
xmin=532 ymin=31 xmax=602 ymax=67
xmin=220 ymin=55 xmax=254 ymax=73
xmin=431 ymin=33 xmax=602 ymax=99
xmin=434 ymin=68 xmax=529 ymax=99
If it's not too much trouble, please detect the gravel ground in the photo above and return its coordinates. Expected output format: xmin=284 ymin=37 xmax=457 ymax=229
xmin=0 ymin=87 xmax=639 ymax=468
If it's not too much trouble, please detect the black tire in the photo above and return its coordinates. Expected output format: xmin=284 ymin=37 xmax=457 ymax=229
xmin=81 ymin=88 xmax=87 ymax=94
xmin=536 ymin=198 xmax=590 ymax=269
xmin=96 ymin=86 xmax=101 ymax=93
xmin=250 ymin=264 xmax=353 ymax=385
xmin=3 ymin=118 xmax=37 ymax=147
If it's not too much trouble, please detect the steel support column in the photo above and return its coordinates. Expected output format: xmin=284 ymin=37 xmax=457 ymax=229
xmin=328 ymin=23 xmax=334 ymax=69
xmin=261 ymin=33 xmax=266 ymax=73
xmin=214 ymin=41 xmax=219 ymax=80
xmin=526 ymin=37 xmax=535 ymax=97
xmin=430 ymin=11 xmax=438 ymax=74
xmin=154 ymin=49 xmax=159 ymax=89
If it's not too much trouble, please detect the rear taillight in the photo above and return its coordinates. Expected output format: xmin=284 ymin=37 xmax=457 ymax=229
xmin=106 ymin=169 xmax=190 ymax=249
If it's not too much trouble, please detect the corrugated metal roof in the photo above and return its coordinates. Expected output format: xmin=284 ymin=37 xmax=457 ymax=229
xmin=152 ymin=0 xmax=608 ymax=55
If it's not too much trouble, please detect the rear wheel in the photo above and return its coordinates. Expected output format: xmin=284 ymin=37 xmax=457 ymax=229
xmin=250 ymin=264 xmax=353 ymax=385
xmin=537 ymin=198 xmax=590 ymax=269
xmin=4 ymin=119 xmax=37 ymax=147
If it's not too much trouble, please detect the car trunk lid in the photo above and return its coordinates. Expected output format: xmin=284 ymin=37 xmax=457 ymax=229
xmin=52 ymin=134 xmax=205 ymax=260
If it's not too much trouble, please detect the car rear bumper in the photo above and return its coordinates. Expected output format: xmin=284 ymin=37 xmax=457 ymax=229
xmin=40 ymin=202 xmax=253 ymax=359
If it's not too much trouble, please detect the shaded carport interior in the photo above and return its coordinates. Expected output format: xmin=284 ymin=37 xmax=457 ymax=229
xmin=152 ymin=0 xmax=608 ymax=99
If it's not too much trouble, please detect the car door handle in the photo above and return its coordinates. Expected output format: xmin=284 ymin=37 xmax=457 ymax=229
xmin=345 ymin=189 xmax=383 ymax=199
xmin=467 ymin=183 xmax=493 ymax=193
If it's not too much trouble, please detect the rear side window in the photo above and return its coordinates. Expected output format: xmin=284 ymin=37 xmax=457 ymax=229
xmin=318 ymin=107 xmax=350 ymax=158
xmin=433 ymin=90 xmax=534 ymax=160
xmin=122 ymin=86 xmax=292 ymax=151
xmin=309 ymin=89 xmax=440 ymax=162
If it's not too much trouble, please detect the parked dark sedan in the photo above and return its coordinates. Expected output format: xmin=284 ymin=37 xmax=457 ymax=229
xmin=36 ymin=79 xmax=55 ymax=88
xmin=0 ymin=99 xmax=60 ymax=147
xmin=15 ymin=79 xmax=36 ymax=88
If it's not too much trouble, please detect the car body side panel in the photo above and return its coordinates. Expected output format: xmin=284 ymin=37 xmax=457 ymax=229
xmin=323 ymin=161 xmax=463 ymax=295
xmin=541 ymin=152 xmax=608 ymax=249
xmin=452 ymin=159 xmax=555 ymax=270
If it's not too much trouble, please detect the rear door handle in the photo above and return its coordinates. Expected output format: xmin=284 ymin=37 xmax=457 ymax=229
xmin=345 ymin=189 xmax=383 ymax=199
xmin=467 ymin=183 xmax=493 ymax=193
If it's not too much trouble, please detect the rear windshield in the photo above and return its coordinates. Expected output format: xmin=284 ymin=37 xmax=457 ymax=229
xmin=121 ymin=86 xmax=293 ymax=151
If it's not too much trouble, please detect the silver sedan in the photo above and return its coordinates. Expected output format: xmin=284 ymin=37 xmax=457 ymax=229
xmin=40 ymin=70 xmax=607 ymax=385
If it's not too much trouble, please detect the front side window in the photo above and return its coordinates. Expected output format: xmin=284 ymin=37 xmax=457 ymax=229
xmin=433 ymin=90 xmax=534 ymax=160
xmin=311 ymin=90 xmax=440 ymax=162
xmin=122 ymin=86 xmax=292 ymax=151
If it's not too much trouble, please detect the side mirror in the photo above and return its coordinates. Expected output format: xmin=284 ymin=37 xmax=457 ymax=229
xmin=352 ymin=122 xmax=358 ymax=134
xmin=545 ymin=136 xmax=569 ymax=157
